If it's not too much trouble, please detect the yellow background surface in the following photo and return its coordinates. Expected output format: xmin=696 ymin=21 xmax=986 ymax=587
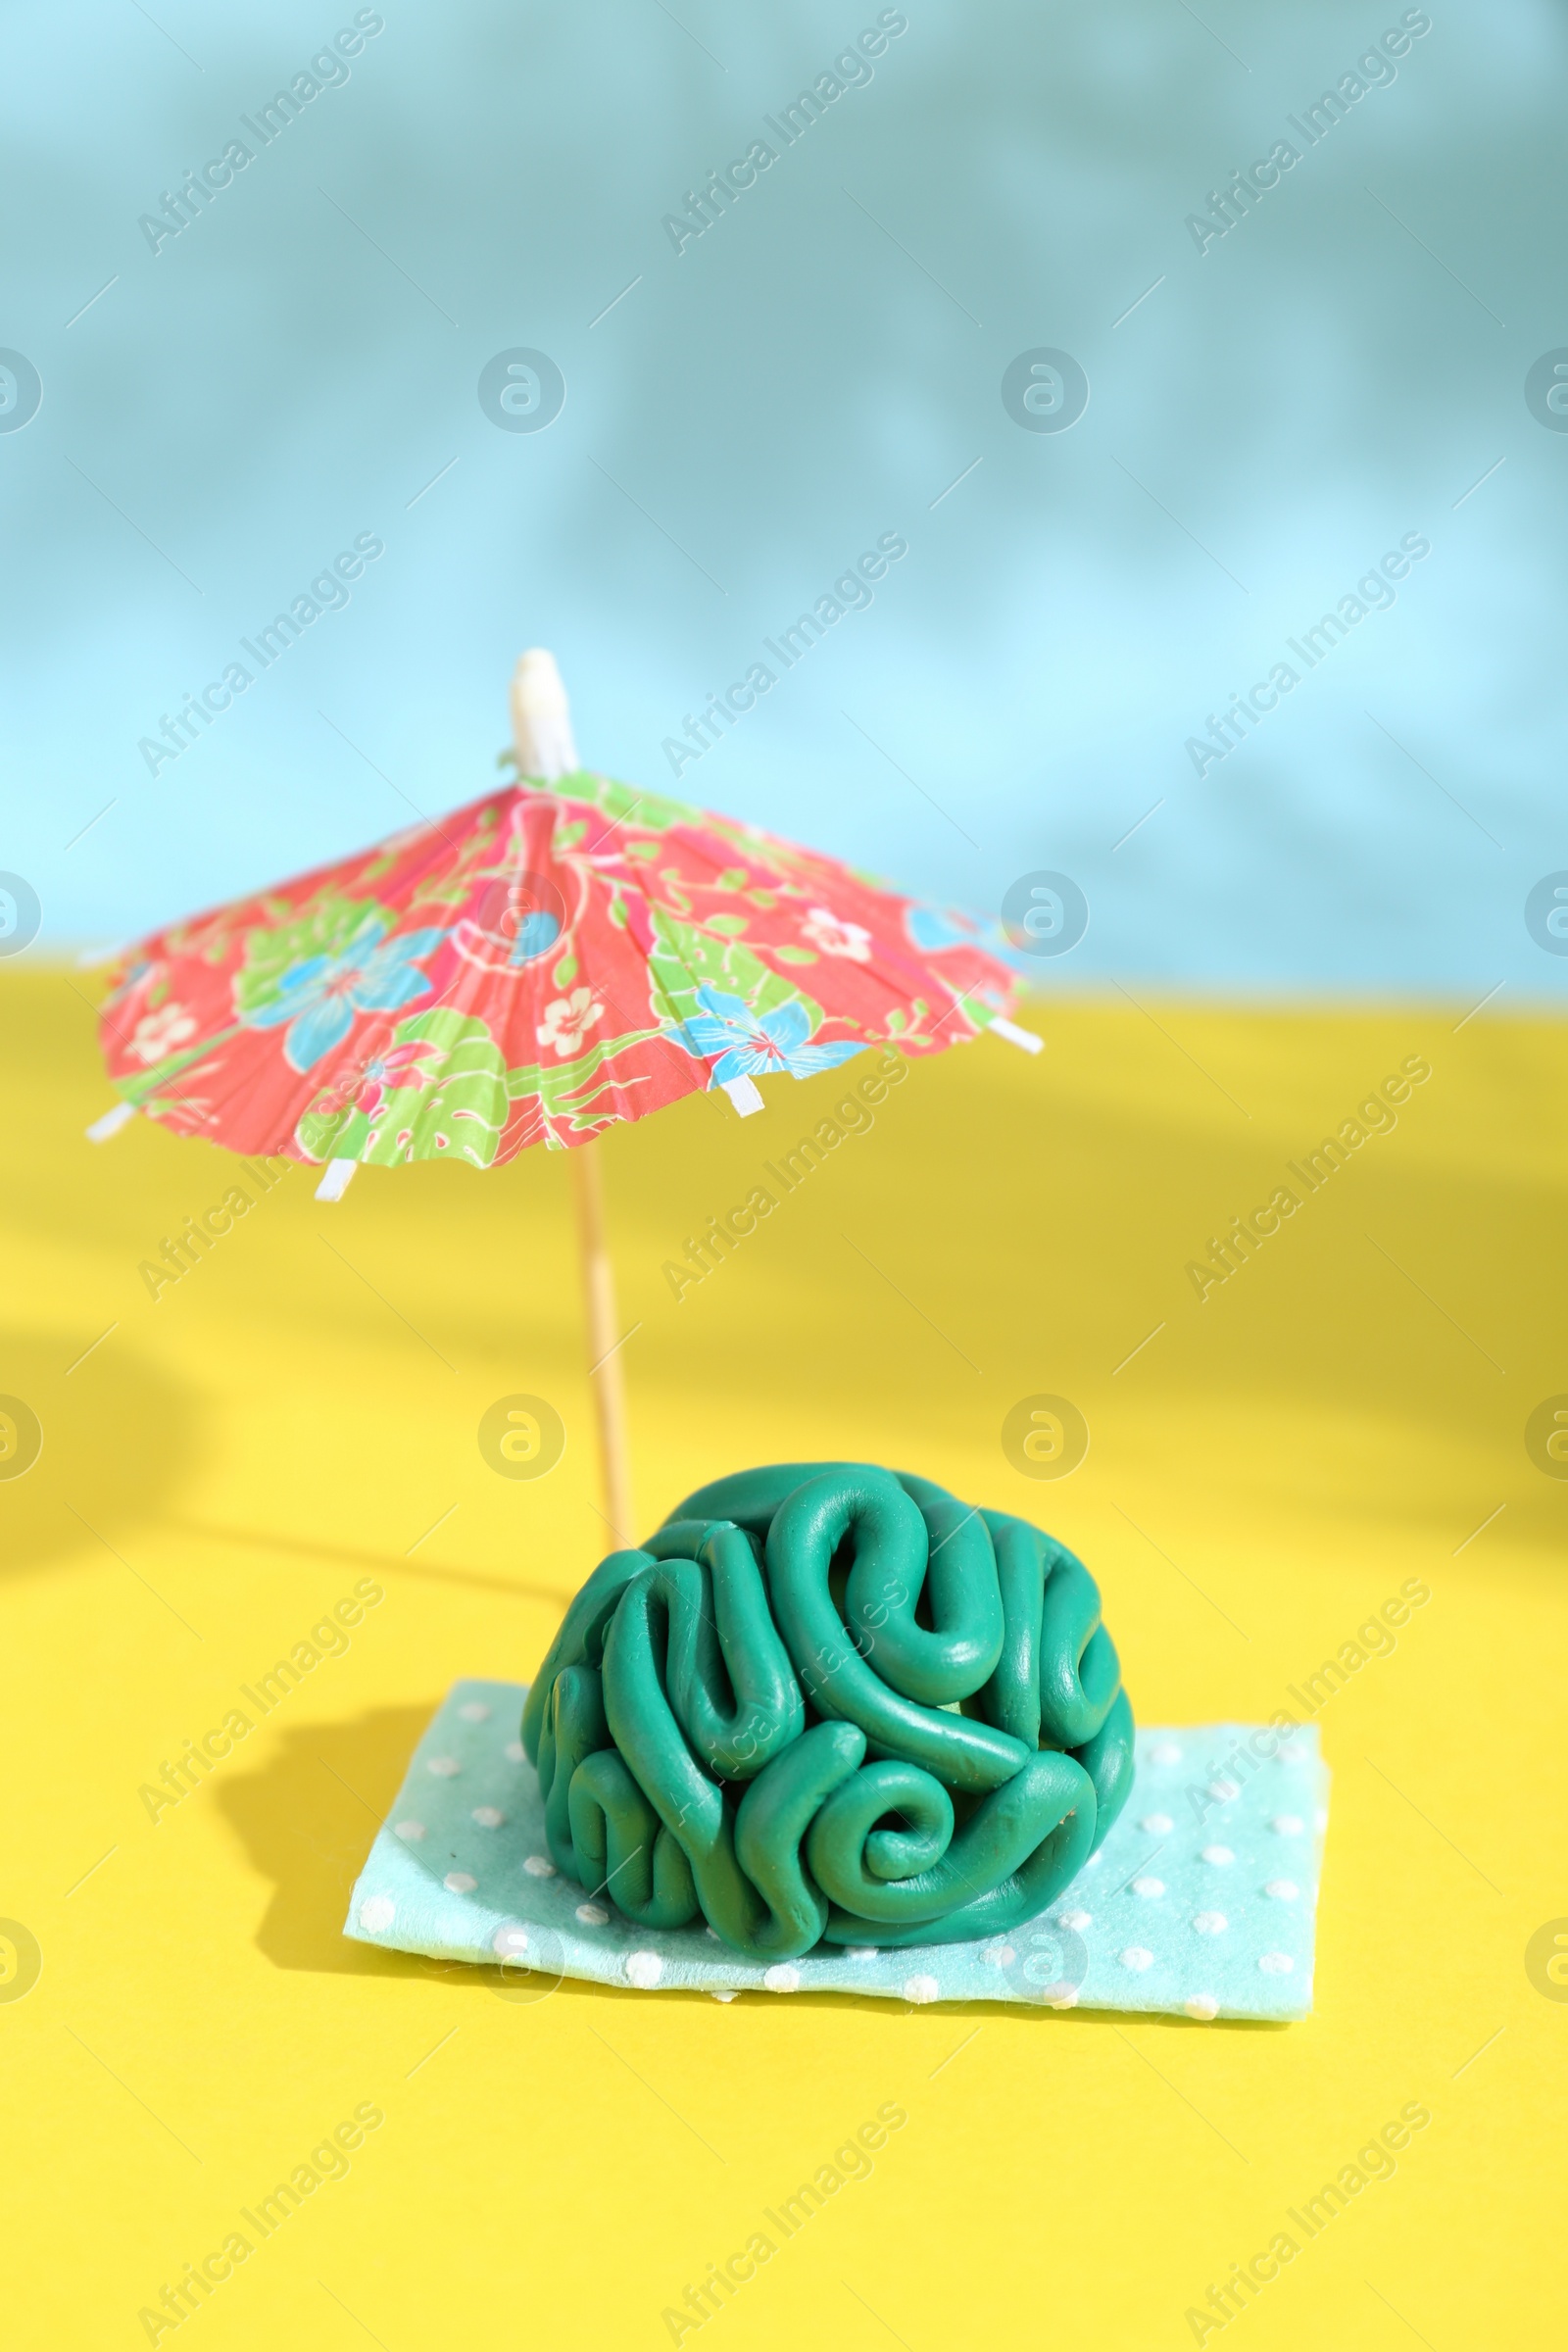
xmin=3 ymin=969 xmax=1562 ymax=2349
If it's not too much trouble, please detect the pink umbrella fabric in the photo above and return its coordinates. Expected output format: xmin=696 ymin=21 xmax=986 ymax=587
xmin=97 ymin=764 xmax=1031 ymax=1171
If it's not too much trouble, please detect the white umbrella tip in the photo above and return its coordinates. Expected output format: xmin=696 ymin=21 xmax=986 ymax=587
xmin=510 ymin=649 xmax=579 ymax=781
xmin=513 ymin=648 xmax=568 ymax=716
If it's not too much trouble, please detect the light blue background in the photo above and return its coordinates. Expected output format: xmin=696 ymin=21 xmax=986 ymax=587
xmin=2 ymin=0 xmax=1563 ymax=995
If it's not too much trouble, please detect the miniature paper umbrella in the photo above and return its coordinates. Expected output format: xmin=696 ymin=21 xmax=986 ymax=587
xmin=90 ymin=654 xmax=1039 ymax=1536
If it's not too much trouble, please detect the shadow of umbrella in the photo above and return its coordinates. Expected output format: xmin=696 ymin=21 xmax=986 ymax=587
xmin=0 ymin=1328 xmax=197 ymax=1584
xmin=172 ymin=1517 xmax=573 ymax=1610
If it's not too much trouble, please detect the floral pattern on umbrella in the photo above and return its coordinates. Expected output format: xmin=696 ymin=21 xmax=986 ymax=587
xmin=98 ymin=768 xmax=1024 ymax=1167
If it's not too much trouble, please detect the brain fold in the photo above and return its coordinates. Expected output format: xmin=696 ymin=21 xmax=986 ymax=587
xmin=520 ymin=1463 xmax=1135 ymax=1958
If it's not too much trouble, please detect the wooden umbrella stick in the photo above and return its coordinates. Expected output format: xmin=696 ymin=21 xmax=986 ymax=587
xmin=569 ymin=1136 xmax=634 ymax=1545
xmin=512 ymin=648 xmax=633 ymax=1544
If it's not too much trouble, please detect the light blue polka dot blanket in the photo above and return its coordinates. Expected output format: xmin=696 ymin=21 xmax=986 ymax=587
xmin=345 ymin=1681 xmax=1328 ymax=2020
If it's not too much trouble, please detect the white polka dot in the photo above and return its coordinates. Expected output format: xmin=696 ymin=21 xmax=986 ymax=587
xmin=1314 ymin=1807 xmax=1329 ymax=1833
xmin=1207 ymin=1777 xmax=1241 ymax=1802
xmin=505 ymin=1740 xmax=524 ymax=1762
xmin=393 ymin=1820 xmax=425 ymax=1842
xmin=1041 ymin=1982 xmax=1078 ymax=2008
xmin=1132 ymin=1876 xmax=1165 ymax=1899
xmin=1185 ymin=1994 xmax=1219 ymax=2021
xmin=444 ymin=1871 xmax=477 ymax=1893
xmin=1084 ymin=1848 xmax=1104 ymax=1867
xmin=1140 ymin=1813 xmax=1174 ymax=1835
xmin=1264 ymin=1880 xmax=1299 ymax=1901
xmin=625 ymin=1950 xmax=662 ymax=1987
xmin=763 ymin=1965 xmax=801 ymax=1993
xmin=710 ymin=1989 xmax=737 ymax=2002
xmin=522 ymin=1853 xmax=556 ymax=1878
xmin=1192 ymin=1911 xmax=1228 ymax=1936
xmin=1057 ymin=1908 xmax=1092 ymax=1932
xmin=471 ymin=1806 xmax=504 ymax=1828
xmin=1151 ymin=1741 xmax=1182 ymax=1766
xmin=1118 ymin=1946 xmax=1153 ymax=1972
xmin=981 ymin=1943 xmax=1016 ymax=1967
xmin=904 ymin=1974 xmax=940 ymax=2003
xmin=425 ymin=1755 xmax=461 ymax=1778
xmin=1258 ymin=1951 xmax=1294 ymax=1975
xmin=846 ymin=1945 xmax=878 ymax=1960
xmin=359 ymin=1894 xmax=395 ymax=1934
xmin=575 ymin=1901 xmax=609 ymax=1926
xmin=1271 ymin=1814 xmax=1304 ymax=1836
xmin=1200 ymin=1845 xmax=1234 ymax=1866
xmin=1279 ymin=1741 xmax=1308 ymax=1763
xmin=458 ymin=1700 xmax=491 ymax=1722
xmin=492 ymin=1926 xmax=529 ymax=1957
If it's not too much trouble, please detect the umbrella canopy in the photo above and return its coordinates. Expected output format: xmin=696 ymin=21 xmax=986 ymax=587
xmin=90 ymin=651 xmax=1040 ymax=1543
xmin=96 ymin=731 xmax=1029 ymax=1174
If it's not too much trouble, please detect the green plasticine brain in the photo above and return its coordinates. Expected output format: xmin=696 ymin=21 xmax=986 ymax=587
xmin=520 ymin=1463 xmax=1135 ymax=1958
